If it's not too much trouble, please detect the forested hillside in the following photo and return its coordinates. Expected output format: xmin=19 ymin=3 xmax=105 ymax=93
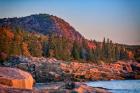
xmin=0 ymin=14 xmax=136 ymax=64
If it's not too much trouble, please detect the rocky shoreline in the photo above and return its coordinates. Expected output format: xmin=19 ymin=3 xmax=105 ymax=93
xmin=4 ymin=56 xmax=140 ymax=81
xmin=0 ymin=56 xmax=140 ymax=93
xmin=0 ymin=81 xmax=110 ymax=93
xmin=34 ymin=82 xmax=110 ymax=93
xmin=0 ymin=67 xmax=110 ymax=93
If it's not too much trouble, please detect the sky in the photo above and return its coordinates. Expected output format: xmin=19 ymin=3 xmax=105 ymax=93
xmin=0 ymin=0 xmax=140 ymax=45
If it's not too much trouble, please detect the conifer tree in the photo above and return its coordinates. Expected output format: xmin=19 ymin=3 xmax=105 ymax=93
xmin=72 ymin=41 xmax=80 ymax=60
xmin=29 ymin=40 xmax=43 ymax=57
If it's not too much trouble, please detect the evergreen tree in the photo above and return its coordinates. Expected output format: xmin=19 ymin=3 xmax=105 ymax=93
xmin=102 ymin=37 xmax=106 ymax=60
xmin=42 ymin=41 xmax=49 ymax=57
xmin=87 ymin=48 xmax=94 ymax=61
xmin=71 ymin=41 xmax=80 ymax=60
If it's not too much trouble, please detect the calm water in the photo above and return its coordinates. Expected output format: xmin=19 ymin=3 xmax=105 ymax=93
xmin=86 ymin=80 xmax=140 ymax=93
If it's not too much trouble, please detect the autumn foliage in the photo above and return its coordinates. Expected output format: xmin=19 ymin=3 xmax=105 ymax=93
xmin=0 ymin=25 xmax=136 ymax=63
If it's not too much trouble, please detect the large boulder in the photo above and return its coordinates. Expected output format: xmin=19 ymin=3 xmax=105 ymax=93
xmin=0 ymin=67 xmax=33 ymax=89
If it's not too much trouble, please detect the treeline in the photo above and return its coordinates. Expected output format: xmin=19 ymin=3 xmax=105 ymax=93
xmin=0 ymin=26 xmax=133 ymax=63
xmin=71 ymin=38 xmax=133 ymax=63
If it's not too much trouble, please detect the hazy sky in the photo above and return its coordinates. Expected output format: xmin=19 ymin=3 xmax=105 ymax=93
xmin=0 ymin=0 xmax=140 ymax=45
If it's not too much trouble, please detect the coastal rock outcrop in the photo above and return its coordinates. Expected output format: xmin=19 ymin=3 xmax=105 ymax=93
xmin=1 ymin=56 xmax=140 ymax=93
xmin=3 ymin=56 xmax=140 ymax=82
xmin=60 ymin=60 xmax=140 ymax=81
xmin=0 ymin=67 xmax=33 ymax=89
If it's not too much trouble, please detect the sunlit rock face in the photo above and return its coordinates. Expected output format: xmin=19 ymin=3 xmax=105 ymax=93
xmin=3 ymin=56 xmax=140 ymax=83
xmin=60 ymin=60 xmax=140 ymax=81
xmin=0 ymin=67 xmax=33 ymax=89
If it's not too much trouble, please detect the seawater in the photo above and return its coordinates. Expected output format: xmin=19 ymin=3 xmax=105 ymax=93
xmin=86 ymin=80 xmax=140 ymax=93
